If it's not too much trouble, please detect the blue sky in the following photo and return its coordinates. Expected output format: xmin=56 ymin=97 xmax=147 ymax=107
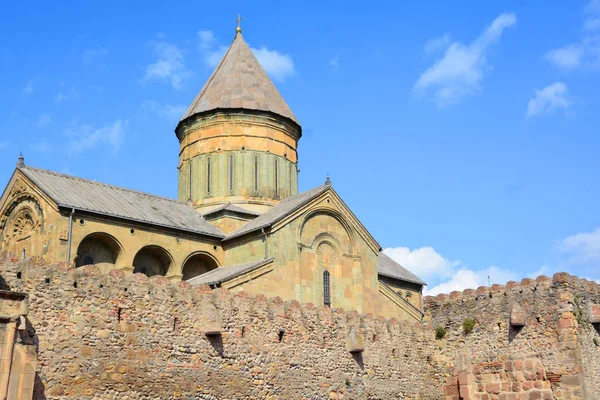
xmin=2 ymin=1 xmax=600 ymax=294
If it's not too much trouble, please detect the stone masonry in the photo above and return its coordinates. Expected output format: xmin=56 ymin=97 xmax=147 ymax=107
xmin=1 ymin=250 xmax=600 ymax=399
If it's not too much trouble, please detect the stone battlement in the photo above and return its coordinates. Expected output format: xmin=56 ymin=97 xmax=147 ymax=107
xmin=424 ymin=273 xmax=600 ymax=308
xmin=2 ymin=250 xmax=600 ymax=399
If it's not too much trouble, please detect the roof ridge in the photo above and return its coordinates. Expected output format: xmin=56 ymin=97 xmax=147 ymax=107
xmin=20 ymin=166 xmax=185 ymax=205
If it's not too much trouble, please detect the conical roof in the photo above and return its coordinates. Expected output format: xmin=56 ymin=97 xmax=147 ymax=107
xmin=180 ymin=32 xmax=299 ymax=125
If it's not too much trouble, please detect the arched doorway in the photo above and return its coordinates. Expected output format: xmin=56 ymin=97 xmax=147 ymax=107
xmin=132 ymin=245 xmax=172 ymax=277
xmin=76 ymin=233 xmax=122 ymax=268
xmin=181 ymin=253 xmax=218 ymax=281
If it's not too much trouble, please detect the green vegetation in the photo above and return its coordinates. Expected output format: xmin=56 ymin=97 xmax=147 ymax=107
xmin=435 ymin=326 xmax=447 ymax=340
xmin=463 ymin=318 xmax=476 ymax=335
xmin=594 ymin=338 xmax=599 ymax=347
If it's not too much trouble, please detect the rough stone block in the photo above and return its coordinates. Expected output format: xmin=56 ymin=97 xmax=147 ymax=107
xmin=588 ymin=303 xmax=600 ymax=324
xmin=510 ymin=305 xmax=526 ymax=327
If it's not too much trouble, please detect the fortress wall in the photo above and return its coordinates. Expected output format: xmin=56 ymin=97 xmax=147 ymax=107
xmin=0 ymin=252 xmax=443 ymax=400
xmin=2 ymin=250 xmax=600 ymax=399
xmin=424 ymin=274 xmax=600 ymax=400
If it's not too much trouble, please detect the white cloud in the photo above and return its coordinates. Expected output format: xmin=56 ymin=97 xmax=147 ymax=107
xmin=546 ymin=2 xmax=600 ymax=69
xmin=22 ymin=80 xmax=33 ymax=95
xmin=425 ymin=266 xmax=518 ymax=296
xmin=198 ymin=30 xmax=296 ymax=82
xmin=414 ymin=12 xmax=516 ymax=107
xmin=383 ymin=246 xmax=458 ymax=281
xmin=384 ymin=246 xmax=518 ymax=296
xmin=144 ymin=39 xmax=190 ymax=89
xmin=545 ymin=46 xmax=585 ymax=69
xmin=329 ymin=55 xmax=340 ymax=69
xmin=36 ymin=113 xmax=51 ymax=127
xmin=526 ymin=82 xmax=571 ymax=117
xmin=252 ymin=47 xmax=295 ymax=81
xmin=141 ymin=101 xmax=187 ymax=120
xmin=559 ymin=228 xmax=600 ymax=264
xmin=82 ymin=48 xmax=108 ymax=64
xmin=198 ymin=30 xmax=216 ymax=50
xmin=66 ymin=120 xmax=126 ymax=155
xmin=424 ymin=33 xmax=451 ymax=55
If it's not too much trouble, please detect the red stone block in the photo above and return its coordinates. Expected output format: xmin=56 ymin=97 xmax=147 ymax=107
xmin=486 ymin=383 xmax=501 ymax=394
xmin=557 ymin=318 xmax=572 ymax=329
xmin=523 ymin=381 xmax=533 ymax=391
xmin=527 ymin=390 xmax=542 ymax=400
xmin=514 ymin=360 xmax=524 ymax=370
xmin=458 ymin=370 xmax=469 ymax=385
xmin=504 ymin=361 xmax=513 ymax=372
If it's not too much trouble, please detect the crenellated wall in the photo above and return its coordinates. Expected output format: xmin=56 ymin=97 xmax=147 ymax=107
xmin=1 ymin=250 xmax=599 ymax=399
xmin=0 ymin=251 xmax=443 ymax=399
xmin=424 ymin=275 xmax=600 ymax=400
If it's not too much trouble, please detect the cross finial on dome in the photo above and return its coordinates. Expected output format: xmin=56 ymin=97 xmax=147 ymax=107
xmin=236 ymin=14 xmax=243 ymax=33
xmin=16 ymin=152 xmax=25 ymax=168
xmin=325 ymin=174 xmax=331 ymax=186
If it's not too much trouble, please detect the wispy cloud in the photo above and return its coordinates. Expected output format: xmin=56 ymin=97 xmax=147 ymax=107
xmin=198 ymin=30 xmax=296 ymax=82
xmin=36 ymin=113 xmax=52 ymax=127
xmin=82 ymin=47 xmax=108 ymax=64
xmin=526 ymin=82 xmax=572 ymax=117
xmin=413 ymin=13 xmax=516 ymax=107
xmin=423 ymin=33 xmax=451 ymax=55
xmin=141 ymin=101 xmax=187 ymax=121
xmin=22 ymin=80 xmax=34 ymax=95
xmin=545 ymin=1 xmax=600 ymax=70
xmin=556 ymin=227 xmax=600 ymax=281
xmin=0 ymin=141 xmax=7 ymax=150
xmin=55 ymin=82 xmax=79 ymax=102
xmin=144 ymin=38 xmax=191 ymax=89
xmin=329 ymin=55 xmax=340 ymax=69
xmin=383 ymin=246 xmax=518 ymax=296
xmin=65 ymin=120 xmax=127 ymax=155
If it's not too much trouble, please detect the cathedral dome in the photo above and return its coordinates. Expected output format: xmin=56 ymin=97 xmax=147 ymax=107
xmin=178 ymin=31 xmax=299 ymax=128
xmin=175 ymin=29 xmax=301 ymax=214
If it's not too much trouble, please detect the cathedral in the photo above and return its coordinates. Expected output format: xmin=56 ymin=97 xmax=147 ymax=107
xmin=0 ymin=27 xmax=425 ymax=322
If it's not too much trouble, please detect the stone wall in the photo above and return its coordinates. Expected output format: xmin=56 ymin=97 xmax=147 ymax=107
xmin=0 ymin=253 xmax=443 ymax=399
xmin=424 ymin=274 xmax=600 ymax=400
xmin=2 ymin=251 xmax=599 ymax=399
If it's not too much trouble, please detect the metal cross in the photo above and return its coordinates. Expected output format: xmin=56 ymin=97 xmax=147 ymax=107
xmin=237 ymin=14 xmax=243 ymax=29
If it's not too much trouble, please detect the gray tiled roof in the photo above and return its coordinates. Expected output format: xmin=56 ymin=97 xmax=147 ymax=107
xmin=225 ymin=185 xmax=329 ymax=241
xmin=19 ymin=166 xmax=224 ymax=238
xmin=203 ymin=203 xmax=259 ymax=219
xmin=180 ymin=32 xmax=299 ymax=125
xmin=187 ymin=257 xmax=274 ymax=286
xmin=378 ymin=253 xmax=427 ymax=286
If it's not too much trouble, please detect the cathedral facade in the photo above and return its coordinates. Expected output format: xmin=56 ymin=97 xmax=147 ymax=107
xmin=0 ymin=28 xmax=425 ymax=322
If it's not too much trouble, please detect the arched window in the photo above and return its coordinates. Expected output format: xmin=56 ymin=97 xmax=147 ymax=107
xmin=323 ymin=270 xmax=331 ymax=307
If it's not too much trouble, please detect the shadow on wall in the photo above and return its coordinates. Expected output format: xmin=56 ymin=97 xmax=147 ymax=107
xmin=0 ymin=275 xmax=10 ymax=290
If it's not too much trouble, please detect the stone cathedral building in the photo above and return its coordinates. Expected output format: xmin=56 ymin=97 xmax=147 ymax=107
xmin=0 ymin=28 xmax=425 ymax=321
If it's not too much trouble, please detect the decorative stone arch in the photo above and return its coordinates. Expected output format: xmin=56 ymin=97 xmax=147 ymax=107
xmin=298 ymin=208 xmax=357 ymax=256
xmin=132 ymin=245 xmax=174 ymax=277
xmin=75 ymin=232 xmax=124 ymax=268
xmin=0 ymin=193 xmax=44 ymax=257
xmin=180 ymin=251 xmax=219 ymax=281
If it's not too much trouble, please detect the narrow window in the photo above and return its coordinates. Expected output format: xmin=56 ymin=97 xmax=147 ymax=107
xmin=188 ymin=161 xmax=193 ymax=201
xmin=288 ymin=164 xmax=292 ymax=195
xmin=254 ymin=156 xmax=259 ymax=192
xmin=207 ymin=157 xmax=211 ymax=194
xmin=22 ymin=248 xmax=26 ymax=260
xmin=229 ymin=154 xmax=234 ymax=191
xmin=323 ymin=270 xmax=331 ymax=307
xmin=274 ymin=159 xmax=279 ymax=196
